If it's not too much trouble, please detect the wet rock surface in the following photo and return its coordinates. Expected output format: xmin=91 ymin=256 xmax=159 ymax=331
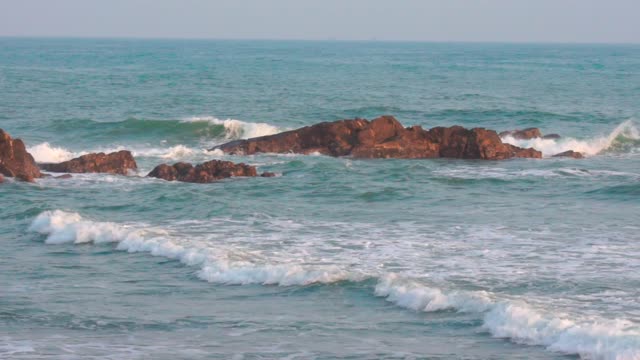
xmin=552 ymin=150 xmax=585 ymax=159
xmin=212 ymin=116 xmax=542 ymax=160
xmin=0 ymin=129 xmax=42 ymax=181
xmin=148 ymin=159 xmax=268 ymax=183
xmin=39 ymin=151 xmax=137 ymax=175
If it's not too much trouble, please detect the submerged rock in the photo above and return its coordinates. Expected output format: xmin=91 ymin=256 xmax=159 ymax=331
xmin=148 ymin=159 xmax=268 ymax=183
xmin=211 ymin=116 xmax=541 ymax=160
xmin=552 ymin=150 xmax=584 ymax=159
xmin=499 ymin=128 xmax=543 ymax=140
xmin=542 ymin=134 xmax=561 ymax=140
xmin=0 ymin=129 xmax=42 ymax=181
xmin=39 ymin=151 xmax=137 ymax=175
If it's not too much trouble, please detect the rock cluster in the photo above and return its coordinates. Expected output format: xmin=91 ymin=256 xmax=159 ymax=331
xmin=211 ymin=116 xmax=542 ymax=160
xmin=40 ymin=151 xmax=138 ymax=175
xmin=147 ymin=160 xmax=270 ymax=183
xmin=0 ymin=129 xmax=42 ymax=182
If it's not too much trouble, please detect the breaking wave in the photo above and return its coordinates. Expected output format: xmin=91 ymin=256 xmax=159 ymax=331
xmin=27 ymin=143 xmax=209 ymax=163
xmin=501 ymin=120 xmax=640 ymax=157
xmin=48 ymin=116 xmax=281 ymax=142
xmin=27 ymin=210 xmax=359 ymax=286
xmin=181 ymin=116 xmax=280 ymax=139
xmin=27 ymin=210 xmax=640 ymax=360
xmin=376 ymin=274 xmax=640 ymax=360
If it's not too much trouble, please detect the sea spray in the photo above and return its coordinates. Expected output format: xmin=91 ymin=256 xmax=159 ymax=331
xmin=501 ymin=120 xmax=640 ymax=157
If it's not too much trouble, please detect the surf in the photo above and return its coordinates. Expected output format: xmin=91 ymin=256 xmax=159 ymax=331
xmin=27 ymin=210 xmax=640 ymax=360
xmin=501 ymin=120 xmax=640 ymax=157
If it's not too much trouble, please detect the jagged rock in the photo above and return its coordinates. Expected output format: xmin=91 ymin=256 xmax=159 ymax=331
xmin=39 ymin=151 xmax=137 ymax=175
xmin=211 ymin=116 xmax=542 ymax=160
xmin=499 ymin=128 xmax=543 ymax=140
xmin=552 ymin=150 xmax=584 ymax=159
xmin=0 ymin=129 xmax=42 ymax=181
xmin=148 ymin=160 xmax=259 ymax=183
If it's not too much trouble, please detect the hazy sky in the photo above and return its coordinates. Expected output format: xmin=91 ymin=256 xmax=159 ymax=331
xmin=0 ymin=0 xmax=638 ymax=43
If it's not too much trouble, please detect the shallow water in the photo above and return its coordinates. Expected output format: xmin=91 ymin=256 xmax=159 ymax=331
xmin=1 ymin=38 xmax=640 ymax=359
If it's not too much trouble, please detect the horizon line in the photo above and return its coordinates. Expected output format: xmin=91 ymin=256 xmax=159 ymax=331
xmin=1 ymin=34 xmax=639 ymax=46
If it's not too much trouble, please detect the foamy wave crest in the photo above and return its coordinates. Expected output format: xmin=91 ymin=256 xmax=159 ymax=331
xmin=28 ymin=143 xmax=209 ymax=163
xmin=182 ymin=116 xmax=280 ymax=140
xmin=501 ymin=120 xmax=640 ymax=157
xmin=375 ymin=274 xmax=640 ymax=360
xmin=27 ymin=142 xmax=81 ymax=163
xmin=28 ymin=210 xmax=356 ymax=286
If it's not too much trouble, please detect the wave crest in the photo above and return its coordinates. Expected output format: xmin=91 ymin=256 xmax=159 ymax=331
xmin=28 ymin=210 xmax=640 ymax=360
xmin=501 ymin=120 xmax=640 ymax=157
xmin=182 ymin=116 xmax=281 ymax=139
xmin=376 ymin=274 xmax=640 ymax=360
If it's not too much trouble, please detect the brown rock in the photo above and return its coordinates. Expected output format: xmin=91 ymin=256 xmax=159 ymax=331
xmin=552 ymin=150 xmax=584 ymax=159
xmin=0 ymin=174 xmax=4 ymax=183
xmin=260 ymin=171 xmax=276 ymax=177
xmin=211 ymin=116 xmax=541 ymax=160
xmin=0 ymin=129 xmax=42 ymax=180
xmin=54 ymin=174 xmax=73 ymax=179
xmin=39 ymin=150 xmax=137 ymax=175
xmin=148 ymin=160 xmax=259 ymax=183
xmin=499 ymin=128 xmax=542 ymax=140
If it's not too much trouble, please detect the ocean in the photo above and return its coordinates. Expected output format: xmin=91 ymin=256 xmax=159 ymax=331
xmin=1 ymin=38 xmax=639 ymax=359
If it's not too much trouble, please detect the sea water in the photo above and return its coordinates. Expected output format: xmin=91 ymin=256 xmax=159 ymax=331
xmin=1 ymin=38 xmax=640 ymax=359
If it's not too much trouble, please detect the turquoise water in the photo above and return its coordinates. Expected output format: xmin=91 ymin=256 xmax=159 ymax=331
xmin=1 ymin=38 xmax=640 ymax=359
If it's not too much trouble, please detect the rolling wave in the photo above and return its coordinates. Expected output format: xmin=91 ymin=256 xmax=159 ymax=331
xmin=47 ymin=116 xmax=281 ymax=142
xmin=27 ymin=142 xmax=208 ymax=163
xmin=501 ymin=120 xmax=640 ymax=157
xmin=28 ymin=116 xmax=280 ymax=163
xmin=27 ymin=210 xmax=640 ymax=360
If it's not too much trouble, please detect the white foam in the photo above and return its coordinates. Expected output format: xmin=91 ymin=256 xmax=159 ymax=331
xmin=375 ymin=274 xmax=640 ymax=360
xmin=27 ymin=211 xmax=640 ymax=359
xmin=182 ymin=116 xmax=281 ymax=139
xmin=27 ymin=142 xmax=80 ymax=163
xmin=501 ymin=120 xmax=640 ymax=157
xmin=28 ymin=210 xmax=356 ymax=286
xmin=28 ymin=142 xmax=212 ymax=164
xmin=375 ymin=273 xmax=493 ymax=313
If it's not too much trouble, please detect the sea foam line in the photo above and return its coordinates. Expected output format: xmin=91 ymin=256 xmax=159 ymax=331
xmin=27 ymin=210 xmax=640 ymax=360
xmin=27 ymin=210 xmax=358 ymax=286
xmin=501 ymin=120 xmax=640 ymax=157
xmin=375 ymin=274 xmax=640 ymax=360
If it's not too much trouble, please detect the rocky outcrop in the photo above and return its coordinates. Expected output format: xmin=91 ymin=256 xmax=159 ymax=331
xmin=211 ymin=116 xmax=541 ymax=160
xmin=39 ymin=151 xmax=137 ymax=175
xmin=552 ymin=150 xmax=584 ymax=159
xmin=0 ymin=129 xmax=42 ymax=181
xmin=148 ymin=159 xmax=271 ymax=183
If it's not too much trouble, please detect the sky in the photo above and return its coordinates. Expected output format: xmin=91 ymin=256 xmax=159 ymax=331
xmin=0 ymin=0 xmax=638 ymax=43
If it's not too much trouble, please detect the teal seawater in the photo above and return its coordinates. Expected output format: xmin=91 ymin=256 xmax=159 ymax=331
xmin=1 ymin=38 xmax=640 ymax=359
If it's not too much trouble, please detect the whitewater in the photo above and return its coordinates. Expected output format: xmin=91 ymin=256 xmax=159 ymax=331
xmin=2 ymin=38 xmax=640 ymax=360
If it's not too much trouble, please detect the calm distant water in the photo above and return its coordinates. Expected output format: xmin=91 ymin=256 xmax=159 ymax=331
xmin=1 ymin=38 xmax=640 ymax=360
